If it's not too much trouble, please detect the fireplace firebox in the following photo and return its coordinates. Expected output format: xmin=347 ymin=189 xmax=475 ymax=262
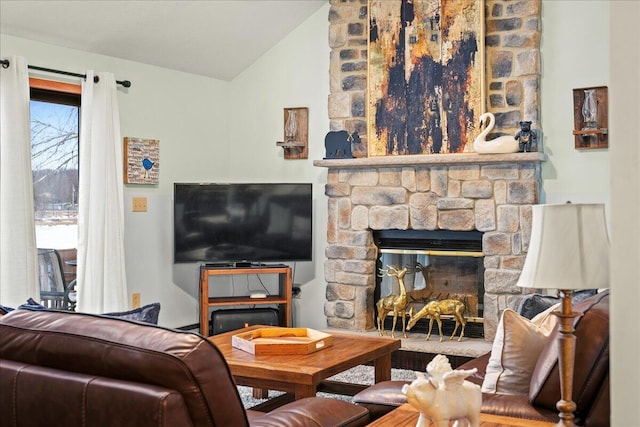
xmin=374 ymin=230 xmax=485 ymax=339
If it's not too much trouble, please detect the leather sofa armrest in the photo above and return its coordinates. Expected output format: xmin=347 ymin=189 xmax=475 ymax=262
xmin=1 ymin=360 xmax=195 ymax=427
xmin=352 ymin=380 xmax=410 ymax=406
xmin=249 ymin=397 xmax=370 ymax=427
xmin=352 ymin=380 xmax=410 ymax=420
xmin=458 ymin=352 xmax=490 ymax=386
xmin=480 ymin=393 xmax=556 ymax=422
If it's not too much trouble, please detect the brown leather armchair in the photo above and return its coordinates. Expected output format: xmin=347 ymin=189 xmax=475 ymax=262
xmin=0 ymin=308 xmax=369 ymax=427
xmin=352 ymin=290 xmax=610 ymax=426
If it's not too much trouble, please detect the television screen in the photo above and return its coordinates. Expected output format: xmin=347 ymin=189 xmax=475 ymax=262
xmin=173 ymin=183 xmax=312 ymax=264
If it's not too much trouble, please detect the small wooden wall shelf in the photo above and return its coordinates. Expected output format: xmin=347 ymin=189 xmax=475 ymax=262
xmin=277 ymin=107 xmax=308 ymax=159
xmin=572 ymin=86 xmax=608 ymax=150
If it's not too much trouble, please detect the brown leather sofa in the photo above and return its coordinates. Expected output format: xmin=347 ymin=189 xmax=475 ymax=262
xmin=352 ymin=290 xmax=610 ymax=426
xmin=0 ymin=308 xmax=370 ymax=427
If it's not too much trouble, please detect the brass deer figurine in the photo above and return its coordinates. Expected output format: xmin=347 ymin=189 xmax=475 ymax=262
xmin=407 ymin=299 xmax=467 ymax=342
xmin=376 ymin=265 xmax=410 ymax=338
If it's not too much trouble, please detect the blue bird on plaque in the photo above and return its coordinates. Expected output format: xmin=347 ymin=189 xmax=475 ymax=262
xmin=142 ymin=158 xmax=154 ymax=179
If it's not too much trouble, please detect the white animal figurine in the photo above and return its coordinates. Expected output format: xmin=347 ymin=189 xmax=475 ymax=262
xmin=402 ymin=355 xmax=481 ymax=427
xmin=472 ymin=112 xmax=519 ymax=154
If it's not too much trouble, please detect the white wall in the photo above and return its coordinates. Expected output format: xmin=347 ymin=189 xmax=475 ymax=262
xmin=609 ymin=1 xmax=640 ymax=424
xmin=227 ymin=3 xmax=330 ymax=329
xmin=540 ymin=0 xmax=609 ymax=206
xmin=542 ymin=1 xmax=640 ymax=423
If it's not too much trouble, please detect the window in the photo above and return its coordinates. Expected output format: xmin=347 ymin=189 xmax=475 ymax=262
xmin=30 ymin=78 xmax=80 ymax=251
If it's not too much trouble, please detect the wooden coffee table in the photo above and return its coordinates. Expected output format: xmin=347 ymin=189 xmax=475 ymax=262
xmin=209 ymin=325 xmax=401 ymax=408
xmin=367 ymin=404 xmax=556 ymax=427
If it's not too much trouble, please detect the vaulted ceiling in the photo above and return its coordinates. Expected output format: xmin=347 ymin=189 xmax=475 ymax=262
xmin=0 ymin=0 xmax=327 ymax=81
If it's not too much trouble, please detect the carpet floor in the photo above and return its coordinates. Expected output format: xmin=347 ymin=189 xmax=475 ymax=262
xmin=237 ymin=364 xmax=418 ymax=408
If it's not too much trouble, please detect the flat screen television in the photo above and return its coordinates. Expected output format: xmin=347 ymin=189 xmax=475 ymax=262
xmin=173 ymin=183 xmax=312 ymax=264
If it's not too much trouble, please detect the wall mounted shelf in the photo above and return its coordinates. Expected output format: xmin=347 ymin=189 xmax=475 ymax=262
xmin=572 ymin=86 xmax=608 ymax=150
xmin=277 ymin=107 xmax=308 ymax=159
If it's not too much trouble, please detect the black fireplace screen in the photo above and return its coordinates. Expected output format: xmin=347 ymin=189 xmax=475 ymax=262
xmin=374 ymin=230 xmax=485 ymax=338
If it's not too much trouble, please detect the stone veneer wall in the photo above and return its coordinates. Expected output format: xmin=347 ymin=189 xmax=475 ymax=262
xmin=328 ymin=0 xmax=542 ymax=156
xmin=321 ymin=156 xmax=543 ymax=340
xmin=322 ymin=1 xmax=543 ymax=340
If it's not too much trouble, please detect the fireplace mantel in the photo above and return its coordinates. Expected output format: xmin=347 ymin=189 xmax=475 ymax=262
xmin=314 ymin=152 xmax=546 ymax=169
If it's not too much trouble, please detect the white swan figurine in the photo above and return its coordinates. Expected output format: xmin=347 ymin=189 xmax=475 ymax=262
xmin=472 ymin=112 xmax=519 ymax=154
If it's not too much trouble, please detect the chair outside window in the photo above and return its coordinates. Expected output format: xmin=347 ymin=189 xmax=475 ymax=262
xmin=37 ymin=248 xmax=76 ymax=310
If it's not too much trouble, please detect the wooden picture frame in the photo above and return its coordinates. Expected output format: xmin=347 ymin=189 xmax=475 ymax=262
xmin=368 ymin=0 xmax=485 ymax=156
xmin=123 ymin=137 xmax=160 ymax=184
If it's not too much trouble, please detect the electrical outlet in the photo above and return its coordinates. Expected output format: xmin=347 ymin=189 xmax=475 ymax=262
xmin=132 ymin=197 xmax=147 ymax=212
xmin=131 ymin=292 xmax=141 ymax=308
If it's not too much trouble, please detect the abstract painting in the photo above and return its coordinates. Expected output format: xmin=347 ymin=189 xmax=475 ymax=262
xmin=124 ymin=137 xmax=159 ymax=184
xmin=368 ymin=0 xmax=484 ymax=156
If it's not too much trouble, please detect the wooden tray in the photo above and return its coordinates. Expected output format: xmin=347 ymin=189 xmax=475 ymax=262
xmin=231 ymin=327 xmax=333 ymax=355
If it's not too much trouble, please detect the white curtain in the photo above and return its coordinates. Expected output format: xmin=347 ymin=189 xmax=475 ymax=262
xmin=0 ymin=55 xmax=39 ymax=306
xmin=76 ymin=71 xmax=128 ymax=313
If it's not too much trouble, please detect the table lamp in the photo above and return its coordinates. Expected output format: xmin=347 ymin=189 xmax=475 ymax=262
xmin=516 ymin=203 xmax=610 ymax=427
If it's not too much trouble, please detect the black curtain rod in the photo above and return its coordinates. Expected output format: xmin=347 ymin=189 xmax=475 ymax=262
xmin=0 ymin=59 xmax=131 ymax=88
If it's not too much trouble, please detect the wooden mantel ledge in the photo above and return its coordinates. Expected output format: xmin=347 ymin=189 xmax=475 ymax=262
xmin=313 ymin=152 xmax=547 ymax=169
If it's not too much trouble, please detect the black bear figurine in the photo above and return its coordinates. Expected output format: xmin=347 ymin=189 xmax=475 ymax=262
xmin=515 ymin=121 xmax=537 ymax=152
xmin=324 ymin=131 xmax=360 ymax=159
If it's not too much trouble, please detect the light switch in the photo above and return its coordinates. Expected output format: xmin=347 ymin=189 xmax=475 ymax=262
xmin=132 ymin=197 xmax=147 ymax=212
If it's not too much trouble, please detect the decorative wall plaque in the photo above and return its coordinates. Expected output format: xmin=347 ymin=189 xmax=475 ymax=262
xmin=572 ymin=86 xmax=608 ymax=150
xmin=123 ymin=137 xmax=159 ymax=184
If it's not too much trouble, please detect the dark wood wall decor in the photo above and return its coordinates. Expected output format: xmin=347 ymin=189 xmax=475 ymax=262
xmin=277 ymin=107 xmax=308 ymax=159
xmin=572 ymin=86 xmax=608 ymax=150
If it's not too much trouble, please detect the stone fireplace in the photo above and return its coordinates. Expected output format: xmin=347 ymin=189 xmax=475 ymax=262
xmin=315 ymin=153 xmax=545 ymax=340
xmin=317 ymin=0 xmax=543 ymax=341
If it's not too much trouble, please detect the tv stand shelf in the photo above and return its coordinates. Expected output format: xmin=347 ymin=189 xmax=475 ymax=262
xmin=205 ymin=295 xmax=289 ymax=306
xmin=199 ymin=265 xmax=292 ymax=336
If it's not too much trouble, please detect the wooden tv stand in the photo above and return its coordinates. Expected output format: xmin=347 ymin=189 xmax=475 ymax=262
xmin=199 ymin=265 xmax=292 ymax=336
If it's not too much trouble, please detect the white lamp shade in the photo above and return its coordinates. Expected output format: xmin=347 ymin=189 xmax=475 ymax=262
xmin=517 ymin=203 xmax=610 ymax=290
